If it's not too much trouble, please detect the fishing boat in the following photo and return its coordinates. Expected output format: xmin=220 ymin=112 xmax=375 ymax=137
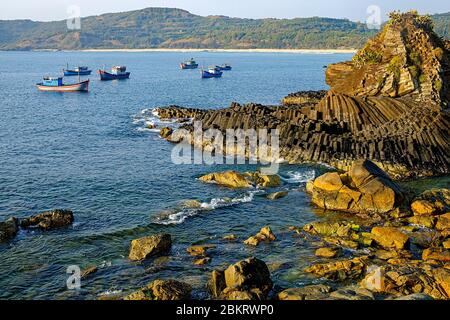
xmin=180 ymin=58 xmax=199 ymax=69
xmin=201 ymin=66 xmax=223 ymax=79
xmin=219 ymin=64 xmax=232 ymax=71
xmin=63 ymin=64 xmax=92 ymax=76
xmin=36 ymin=77 xmax=89 ymax=92
xmin=98 ymin=66 xmax=130 ymax=81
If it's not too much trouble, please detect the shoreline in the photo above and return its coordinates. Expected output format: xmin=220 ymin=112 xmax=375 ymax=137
xmin=22 ymin=48 xmax=357 ymax=54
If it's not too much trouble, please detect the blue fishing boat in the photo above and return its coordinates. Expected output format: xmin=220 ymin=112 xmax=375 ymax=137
xmin=180 ymin=58 xmax=199 ymax=69
xmin=36 ymin=77 xmax=89 ymax=92
xmin=63 ymin=64 xmax=92 ymax=76
xmin=98 ymin=66 xmax=130 ymax=81
xmin=201 ymin=67 xmax=223 ymax=78
xmin=219 ymin=64 xmax=232 ymax=71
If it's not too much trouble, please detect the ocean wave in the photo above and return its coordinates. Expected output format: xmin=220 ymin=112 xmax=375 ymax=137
xmin=132 ymin=108 xmax=178 ymax=132
xmin=153 ymin=191 xmax=261 ymax=225
xmin=281 ymin=169 xmax=315 ymax=184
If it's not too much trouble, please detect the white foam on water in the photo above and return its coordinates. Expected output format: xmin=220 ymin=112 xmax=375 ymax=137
xmin=153 ymin=191 xmax=261 ymax=225
xmin=98 ymin=289 xmax=122 ymax=297
xmin=132 ymin=108 xmax=179 ymax=133
xmin=281 ymin=169 xmax=316 ymax=184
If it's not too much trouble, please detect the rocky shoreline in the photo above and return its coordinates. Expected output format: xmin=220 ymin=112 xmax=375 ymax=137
xmin=1 ymin=11 xmax=449 ymax=301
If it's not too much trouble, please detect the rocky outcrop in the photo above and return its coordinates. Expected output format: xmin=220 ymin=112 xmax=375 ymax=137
xmin=198 ymin=171 xmax=281 ymax=189
xmin=369 ymin=227 xmax=410 ymax=250
xmin=20 ymin=209 xmax=74 ymax=230
xmin=209 ymin=257 xmax=273 ymax=300
xmin=307 ymin=160 xmax=404 ymax=214
xmin=128 ymin=233 xmax=172 ymax=261
xmin=154 ymin=12 xmax=449 ymax=179
xmin=124 ymin=279 xmax=191 ymax=300
xmin=244 ymin=226 xmax=276 ymax=246
xmin=282 ymin=90 xmax=327 ymax=106
xmin=305 ymin=257 xmax=369 ymax=281
xmin=278 ymin=284 xmax=332 ymax=300
xmin=411 ymin=189 xmax=450 ymax=216
xmin=0 ymin=217 xmax=19 ymax=243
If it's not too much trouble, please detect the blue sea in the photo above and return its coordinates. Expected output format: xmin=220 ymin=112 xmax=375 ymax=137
xmin=0 ymin=51 xmax=445 ymax=300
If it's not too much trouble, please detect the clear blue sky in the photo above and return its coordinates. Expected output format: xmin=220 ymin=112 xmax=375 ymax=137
xmin=1 ymin=0 xmax=449 ymax=21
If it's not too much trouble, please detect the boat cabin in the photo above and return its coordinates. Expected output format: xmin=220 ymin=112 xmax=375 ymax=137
xmin=42 ymin=77 xmax=63 ymax=87
xmin=112 ymin=66 xmax=127 ymax=75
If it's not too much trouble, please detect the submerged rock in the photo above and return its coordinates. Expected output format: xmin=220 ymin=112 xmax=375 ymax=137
xmin=266 ymin=191 xmax=288 ymax=200
xmin=308 ymin=160 xmax=404 ymax=214
xmin=128 ymin=233 xmax=172 ymax=261
xmin=0 ymin=217 xmax=19 ymax=243
xmin=20 ymin=209 xmax=74 ymax=230
xmin=187 ymin=244 xmax=216 ymax=257
xmin=124 ymin=279 xmax=191 ymax=300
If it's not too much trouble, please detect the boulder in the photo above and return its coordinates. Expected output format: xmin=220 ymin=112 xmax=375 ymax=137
xmin=198 ymin=171 xmax=281 ymax=189
xmin=128 ymin=233 xmax=172 ymax=261
xmin=199 ymin=171 xmax=252 ymax=188
xmin=422 ymin=248 xmax=450 ymax=262
xmin=266 ymin=191 xmax=288 ymax=200
xmin=244 ymin=226 xmax=276 ymax=246
xmin=315 ymin=247 xmax=343 ymax=259
xmin=309 ymin=160 xmax=404 ymax=214
xmin=221 ymin=288 xmax=265 ymax=300
xmin=0 ymin=217 xmax=19 ymax=243
xmin=305 ymin=257 xmax=368 ymax=281
xmin=278 ymin=285 xmax=331 ymax=300
xmin=208 ymin=270 xmax=226 ymax=298
xmin=124 ymin=279 xmax=191 ymax=300
xmin=370 ymin=227 xmax=410 ymax=250
xmin=436 ymin=213 xmax=450 ymax=231
xmin=20 ymin=209 xmax=74 ymax=230
xmin=223 ymin=257 xmax=272 ymax=297
xmin=411 ymin=189 xmax=450 ymax=216
xmin=159 ymin=127 xmax=173 ymax=139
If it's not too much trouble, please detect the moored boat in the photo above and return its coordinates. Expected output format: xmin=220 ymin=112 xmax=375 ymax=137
xmin=63 ymin=65 xmax=92 ymax=76
xmin=98 ymin=66 xmax=130 ymax=81
xmin=180 ymin=58 xmax=199 ymax=69
xmin=219 ymin=64 xmax=232 ymax=71
xmin=201 ymin=66 xmax=223 ymax=78
xmin=36 ymin=77 xmax=89 ymax=92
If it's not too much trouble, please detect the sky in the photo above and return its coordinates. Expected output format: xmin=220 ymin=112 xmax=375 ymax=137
xmin=1 ymin=0 xmax=449 ymax=22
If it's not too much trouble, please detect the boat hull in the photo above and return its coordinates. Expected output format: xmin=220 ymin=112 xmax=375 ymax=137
xmin=202 ymin=70 xmax=223 ymax=78
xmin=180 ymin=63 xmax=198 ymax=69
xmin=36 ymin=80 xmax=90 ymax=92
xmin=98 ymin=70 xmax=130 ymax=81
xmin=64 ymin=70 xmax=92 ymax=76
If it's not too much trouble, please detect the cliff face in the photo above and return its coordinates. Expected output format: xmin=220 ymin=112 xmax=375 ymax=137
xmin=156 ymin=12 xmax=450 ymax=179
xmin=326 ymin=12 xmax=450 ymax=107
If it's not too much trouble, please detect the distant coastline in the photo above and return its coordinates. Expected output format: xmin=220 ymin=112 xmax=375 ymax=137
xmin=77 ymin=48 xmax=358 ymax=54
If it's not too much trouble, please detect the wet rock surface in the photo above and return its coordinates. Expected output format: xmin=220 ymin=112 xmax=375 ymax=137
xmin=0 ymin=217 xmax=19 ymax=243
xmin=308 ymin=160 xmax=404 ymax=214
xmin=128 ymin=233 xmax=172 ymax=261
xmin=20 ymin=209 xmax=74 ymax=230
xmin=124 ymin=279 xmax=192 ymax=300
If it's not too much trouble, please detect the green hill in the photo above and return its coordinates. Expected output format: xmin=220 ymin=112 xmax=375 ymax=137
xmin=0 ymin=7 xmax=448 ymax=51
